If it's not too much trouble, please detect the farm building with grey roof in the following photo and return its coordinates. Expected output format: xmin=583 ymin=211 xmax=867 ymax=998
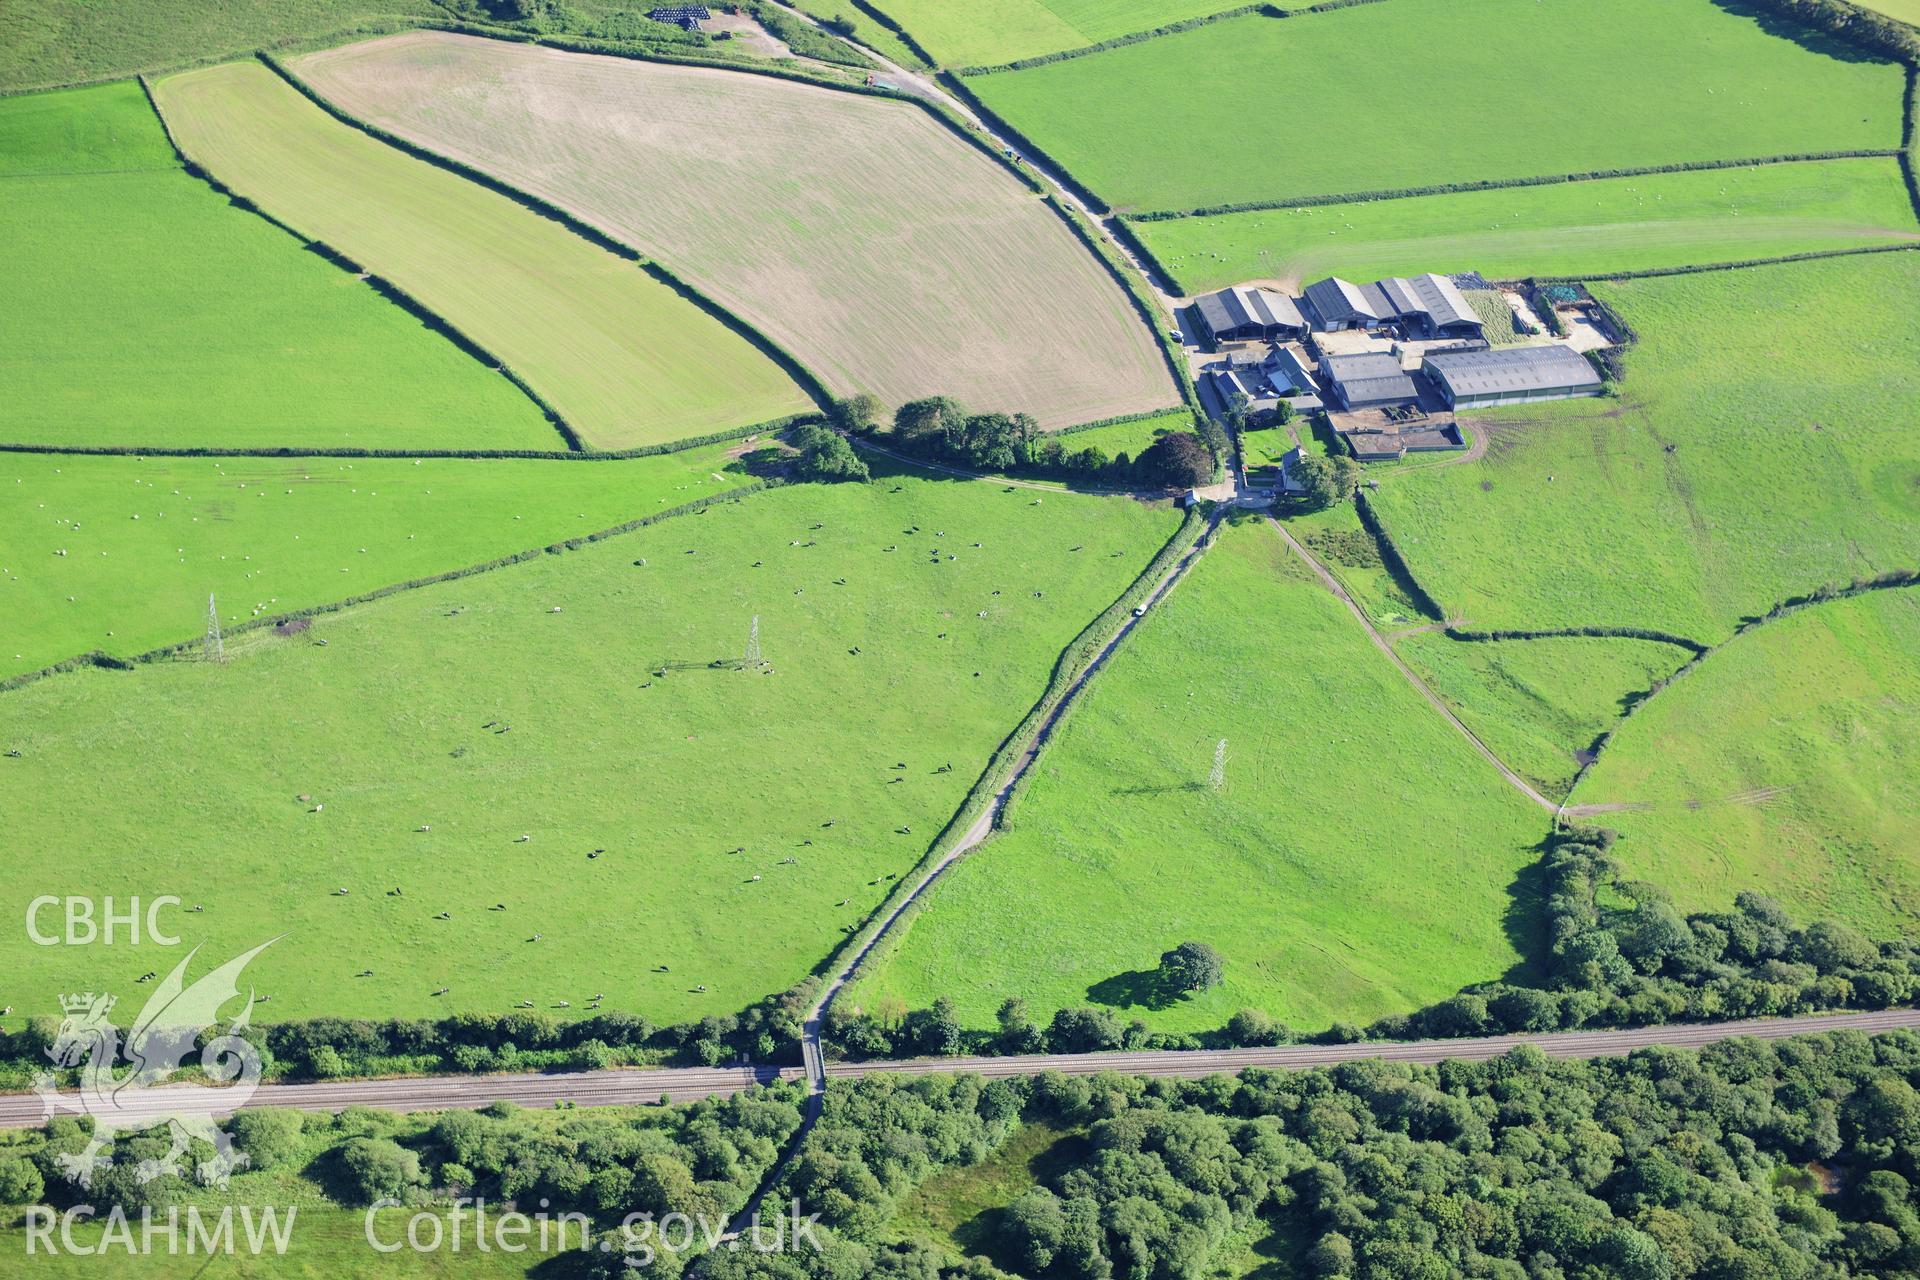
xmin=1321 ymin=351 xmax=1417 ymax=408
xmin=1303 ymin=273 xmax=1484 ymax=338
xmin=1194 ymin=286 xmax=1307 ymax=345
xmin=1423 ymin=344 xmax=1603 ymax=408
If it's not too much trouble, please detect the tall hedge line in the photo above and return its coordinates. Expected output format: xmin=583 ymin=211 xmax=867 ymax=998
xmin=0 ymin=413 xmax=817 ymax=460
xmin=840 ymin=0 xmax=939 ymax=69
xmin=1740 ymin=0 xmax=1920 ymax=62
xmin=1352 ymin=491 xmax=1445 ymax=621
xmin=1053 ymin=405 xmax=1192 ymax=436
xmin=941 ymin=74 xmax=1113 ymax=214
xmin=0 ymin=481 xmax=781 ymax=697
xmin=1530 ymin=241 xmax=1920 ymax=287
xmin=1444 ymin=624 xmax=1707 ymax=656
xmin=1124 ymin=149 xmax=1904 ymax=222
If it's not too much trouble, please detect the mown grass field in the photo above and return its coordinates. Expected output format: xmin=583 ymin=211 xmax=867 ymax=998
xmin=3 ymin=83 xmax=553 ymax=451
xmin=291 ymin=32 xmax=1177 ymax=429
xmin=1395 ymin=632 xmax=1690 ymax=800
xmin=966 ymin=0 xmax=1906 ymax=213
xmin=0 ymin=474 xmax=1176 ymax=1028
xmin=1367 ymin=252 xmax=1920 ymax=643
xmin=846 ymin=517 xmax=1548 ymax=1033
xmin=0 ymin=444 xmax=763 ymax=680
xmin=864 ymin=0 xmax=1282 ymax=67
xmin=1574 ymin=588 xmax=1920 ymax=937
xmin=0 ymin=0 xmax=439 ymax=92
xmin=154 ymin=61 xmax=810 ymax=450
xmin=1137 ymin=158 xmax=1920 ymax=294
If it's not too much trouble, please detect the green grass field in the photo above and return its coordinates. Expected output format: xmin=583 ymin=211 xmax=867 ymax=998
xmin=1136 ymin=158 xmax=1920 ymax=294
xmin=967 ymin=0 xmax=1906 ymax=213
xmin=1855 ymin=0 xmax=1920 ymax=24
xmin=864 ymin=0 xmax=1279 ymax=67
xmin=885 ymin=1120 xmax=1082 ymax=1263
xmin=2 ymin=83 xmax=556 ymax=451
xmin=1394 ymin=632 xmax=1691 ymax=800
xmin=1571 ymin=587 xmax=1920 ymax=938
xmin=0 ymin=473 xmax=1176 ymax=1029
xmin=846 ymin=517 xmax=1548 ymax=1033
xmin=153 ymin=61 xmax=810 ymax=450
xmin=1283 ymin=502 xmax=1429 ymax=629
xmin=0 ymin=0 xmax=441 ymax=92
xmin=0 ymin=444 xmax=766 ymax=680
xmin=1367 ymin=252 xmax=1920 ymax=643
xmin=1056 ymin=410 xmax=1193 ymax=462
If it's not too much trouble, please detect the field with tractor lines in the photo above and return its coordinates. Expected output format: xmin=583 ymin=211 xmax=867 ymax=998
xmin=290 ymin=31 xmax=1178 ymax=428
xmin=153 ymin=60 xmax=811 ymax=451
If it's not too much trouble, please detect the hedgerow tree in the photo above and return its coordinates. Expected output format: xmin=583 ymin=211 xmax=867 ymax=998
xmin=1135 ymin=431 xmax=1213 ymax=488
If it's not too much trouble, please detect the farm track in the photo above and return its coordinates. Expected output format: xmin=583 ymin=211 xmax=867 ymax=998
xmin=7 ymin=1009 xmax=1916 ymax=1130
xmin=1266 ymin=516 xmax=1559 ymax=813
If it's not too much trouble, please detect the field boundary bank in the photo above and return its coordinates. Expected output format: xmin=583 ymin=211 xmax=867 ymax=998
xmin=1054 ymin=405 xmax=1191 ymax=437
xmin=1533 ymin=240 xmax=1920 ymax=285
xmin=1560 ymin=568 xmax=1920 ymax=809
xmin=1122 ymin=149 xmax=1907 ymax=223
xmin=851 ymin=435 xmax=1172 ymax=497
xmin=1903 ymin=65 xmax=1920 ymax=223
xmin=257 ymin=54 xmax=837 ymax=416
xmin=0 ymin=414 xmax=815 ymax=460
xmin=838 ymin=0 xmax=939 ymax=68
xmin=0 ymin=481 xmax=783 ymax=698
xmin=817 ymin=506 xmax=1212 ymax=1006
xmin=1444 ymin=626 xmax=1709 ymax=656
xmin=140 ymin=75 xmax=588 ymax=452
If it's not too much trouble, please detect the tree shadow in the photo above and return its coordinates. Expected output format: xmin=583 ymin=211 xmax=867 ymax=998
xmin=1494 ymin=836 xmax=1556 ymax=988
xmin=1708 ymin=0 xmax=1897 ymax=65
xmin=1087 ymin=967 xmax=1180 ymax=1011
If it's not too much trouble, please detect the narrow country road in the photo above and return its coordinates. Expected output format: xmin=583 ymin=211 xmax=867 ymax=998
xmin=6 ymin=1009 xmax=1913 ymax=1130
xmin=1265 ymin=515 xmax=1559 ymax=813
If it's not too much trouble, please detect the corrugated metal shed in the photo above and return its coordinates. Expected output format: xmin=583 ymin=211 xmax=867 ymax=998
xmin=1424 ymin=344 xmax=1602 ymax=398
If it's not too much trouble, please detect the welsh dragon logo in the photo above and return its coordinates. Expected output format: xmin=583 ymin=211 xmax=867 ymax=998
xmin=35 ymin=940 xmax=276 ymax=1189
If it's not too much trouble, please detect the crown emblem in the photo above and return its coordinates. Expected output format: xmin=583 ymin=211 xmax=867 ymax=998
xmin=60 ymin=992 xmax=113 ymax=1015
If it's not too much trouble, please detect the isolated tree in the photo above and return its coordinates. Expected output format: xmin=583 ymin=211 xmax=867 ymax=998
xmin=1158 ymin=941 xmax=1225 ymax=995
xmin=339 ymin=1137 xmax=425 ymax=1205
xmin=1136 ymin=431 xmax=1214 ymax=488
xmin=790 ymin=423 xmax=869 ymax=482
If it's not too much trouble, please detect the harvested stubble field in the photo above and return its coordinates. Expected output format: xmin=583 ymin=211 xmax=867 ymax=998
xmin=0 ymin=473 xmax=1177 ymax=1027
xmin=290 ymin=31 xmax=1176 ymax=428
xmin=847 ymin=518 xmax=1548 ymax=1034
xmin=153 ymin=61 xmax=809 ymax=451
xmin=2 ymin=82 xmax=550 ymax=452
xmin=1137 ymin=157 xmax=1920 ymax=295
xmin=1394 ymin=632 xmax=1690 ymax=801
xmin=966 ymin=0 xmax=1907 ymax=213
xmin=1572 ymin=588 xmax=1920 ymax=938
xmin=0 ymin=443 xmax=762 ymax=680
xmin=1366 ymin=253 xmax=1920 ymax=644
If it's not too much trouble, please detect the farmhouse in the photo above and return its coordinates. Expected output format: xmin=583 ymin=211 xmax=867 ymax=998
xmin=1321 ymin=352 xmax=1416 ymax=410
xmin=647 ymin=5 xmax=711 ymax=30
xmin=1194 ymin=286 xmax=1307 ymax=345
xmin=1264 ymin=347 xmax=1323 ymax=412
xmin=1203 ymin=360 xmax=1282 ymax=423
xmin=1423 ymin=344 xmax=1603 ymax=408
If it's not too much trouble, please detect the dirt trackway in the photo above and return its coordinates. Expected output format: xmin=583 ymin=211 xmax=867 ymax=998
xmin=1265 ymin=515 xmax=1558 ymax=813
xmin=5 ymin=1010 xmax=1913 ymax=1129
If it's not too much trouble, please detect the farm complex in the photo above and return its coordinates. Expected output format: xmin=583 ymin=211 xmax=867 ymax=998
xmin=5 ymin=0 xmax=1920 ymax=1274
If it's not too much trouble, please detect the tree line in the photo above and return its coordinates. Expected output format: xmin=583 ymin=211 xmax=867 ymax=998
xmin=708 ymin=1030 xmax=1920 ymax=1279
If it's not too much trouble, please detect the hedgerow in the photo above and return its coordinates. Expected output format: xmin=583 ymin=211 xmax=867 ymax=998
xmin=1122 ymin=149 xmax=1905 ymax=221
